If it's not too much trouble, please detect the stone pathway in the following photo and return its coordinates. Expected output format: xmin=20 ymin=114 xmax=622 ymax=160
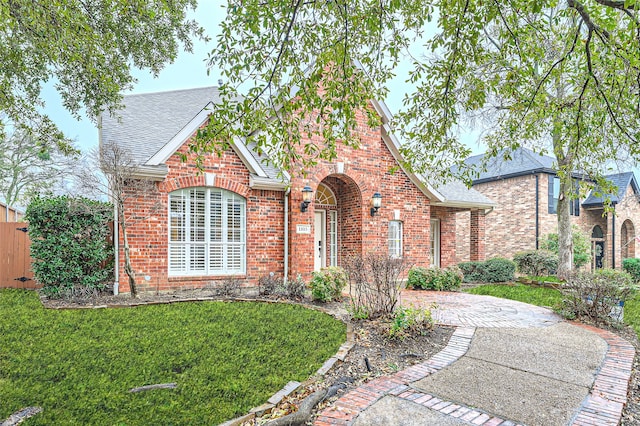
xmin=315 ymin=291 xmax=635 ymax=426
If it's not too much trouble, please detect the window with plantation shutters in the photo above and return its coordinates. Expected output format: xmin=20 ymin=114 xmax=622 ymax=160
xmin=169 ymin=188 xmax=246 ymax=275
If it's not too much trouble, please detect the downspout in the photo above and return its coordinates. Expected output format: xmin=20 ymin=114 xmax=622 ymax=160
xmin=284 ymin=188 xmax=290 ymax=283
xmin=113 ymin=203 xmax=119 ymax=295
xmin=535 ymin=174 xmax=539 ymax=250
xmin=612 ymin=203 xmax=616 ymax=269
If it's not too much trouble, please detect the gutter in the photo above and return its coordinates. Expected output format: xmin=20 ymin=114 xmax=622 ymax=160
xmin=113 ymin=203 xmax=119 ymax=295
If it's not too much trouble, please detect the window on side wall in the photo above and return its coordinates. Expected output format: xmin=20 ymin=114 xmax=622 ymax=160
xmin=168 ymin=187 xmax=246 ymax=276
xmin=388 ymin=221 xmax=403 ymax=258
xmin=548 ymin=176 xmax=580 ymax=216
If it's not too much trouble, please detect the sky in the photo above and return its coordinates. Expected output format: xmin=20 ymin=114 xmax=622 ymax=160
xmin=42 ymin=1 xmax=484 ymax=155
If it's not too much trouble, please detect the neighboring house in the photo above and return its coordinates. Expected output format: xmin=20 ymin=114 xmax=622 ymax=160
xmin=100 ymin=87 xmax=494 ymax=294
xmin=456 ymin=147 xmax=640 ymax=270
xmin=0 ymin=202 xmax=24 ymax=222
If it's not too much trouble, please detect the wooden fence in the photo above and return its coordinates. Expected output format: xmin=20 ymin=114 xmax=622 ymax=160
xmin=0 ymin=222 xmax=36 ymax=289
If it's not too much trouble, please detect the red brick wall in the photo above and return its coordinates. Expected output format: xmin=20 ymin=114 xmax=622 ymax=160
xmin=117 ymin=143 xmax=285 ymax=293
xmin=117 ymin=106 xmax=470 ymax=293
xmin=287 ymin=109 xmax=433 ymax=281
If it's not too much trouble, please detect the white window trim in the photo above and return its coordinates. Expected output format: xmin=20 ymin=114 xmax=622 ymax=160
xmin=388 ymin=220 xmax=403 ymax=258
xmin=430 ymin=219 xmax=440 ymax=267
xmin=168 ymin=187 xmax=246 ymax=276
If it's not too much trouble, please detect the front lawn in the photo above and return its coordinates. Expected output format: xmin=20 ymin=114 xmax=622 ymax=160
xmin=0 ymin=290 xmax=345 ymax=425
xmin=464 ymin=284 xmax=563 ymax=308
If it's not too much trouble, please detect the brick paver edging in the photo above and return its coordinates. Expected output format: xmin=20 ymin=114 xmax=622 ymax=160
xmin=570 ymin=322 xmax=636 ymax=426
xmin=314 ymin=326 xmax=476 ymax=425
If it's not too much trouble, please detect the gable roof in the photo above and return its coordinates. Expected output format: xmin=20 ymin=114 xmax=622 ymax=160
xmin=582 ymin=172 xmax=639 ymax=207
xmin=100 ymin=86 xmax=493 ymax=208
xmin=99 ymin=87 xmax=283 ymax=185
xmin=462 ymin=147 xmax=557 ymax=184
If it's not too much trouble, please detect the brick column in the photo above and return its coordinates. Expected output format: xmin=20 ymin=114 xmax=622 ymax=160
xmin=470 ymin=209 xmax=486 ymax=262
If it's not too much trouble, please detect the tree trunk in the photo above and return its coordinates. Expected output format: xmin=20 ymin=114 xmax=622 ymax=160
xmin=119 ymin=208 xmax=138 ymax=298
xmin=556 ymin=174 xmax=573 ymax=279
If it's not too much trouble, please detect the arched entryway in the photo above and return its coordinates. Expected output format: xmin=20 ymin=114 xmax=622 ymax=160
xmin=314 ymin=175 xmax=362 ymax=270
xmin=621 ymin=219 xmax=636 ymax=260
xmin=591 ymin=225 xmax=605 ymax=270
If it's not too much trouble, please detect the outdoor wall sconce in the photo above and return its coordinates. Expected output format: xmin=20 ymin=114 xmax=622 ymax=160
xmin=370 ymin=192 xmax=382 ymax=216
xmin=301 ymin=186 xmax=313 ymax=212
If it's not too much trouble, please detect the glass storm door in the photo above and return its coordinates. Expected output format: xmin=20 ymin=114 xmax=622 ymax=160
xmin=314 ymin=211 xmax=326 ymax=271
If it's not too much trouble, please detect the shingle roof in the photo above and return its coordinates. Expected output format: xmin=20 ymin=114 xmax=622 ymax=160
xmin=463 ymin=147 xmax=557 ymax=183
xmin=100 ymin=87 xmax=220 ymax=165
xmin=99 ymin=86 xmax=493 ymax=208
xmin=434 ymin=179 xmax=494 ymax=207
xmin=582 ymin=172 xmax=638 ymax=207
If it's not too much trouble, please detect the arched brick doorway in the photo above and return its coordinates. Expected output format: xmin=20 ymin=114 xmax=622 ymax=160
xmin=314 ymin=175 xmax=362 ymax=270
xmin=621 ymin=219 xmax=636 ymax=260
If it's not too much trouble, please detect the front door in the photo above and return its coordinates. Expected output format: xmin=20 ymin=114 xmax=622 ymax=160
xmin=593 ymin=241 xmax=605 ymax=269
xmin=314 ymin=211 xmax=326 ymax=271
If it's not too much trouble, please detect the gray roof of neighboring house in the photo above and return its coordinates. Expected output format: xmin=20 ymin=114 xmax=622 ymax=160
xmin=462 ymin=147 xmax=557 ymax=183
xmin=435 ymin=179 xmax=494 ymax=207
xmin=582 ymin=172 xmax=639 ymax=207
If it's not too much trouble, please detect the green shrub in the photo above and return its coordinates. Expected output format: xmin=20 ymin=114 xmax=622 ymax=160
xmin=388 ymin=305 xmax=433 ymax=339
xmin=623 ymin=258 xmax=640 ymax=282
xmin=406 ymin=266 xmax=462 ymax=291
xmin=310 ymin=267 xmax=347 ymax=302
xmin=560 ymin=269 xmax=637 ymax=325
xmin=513 ymin=250 xmax=558 ymax=276
xmin=483 ymin=258 xmax=516 ymax=282
xmin=26 ymin=195 xmax=113 ymax=298
xmin=540 ymin=225 xmax=590 ymax=268
xmin=458 ymin=258 xmax=516 ymax=283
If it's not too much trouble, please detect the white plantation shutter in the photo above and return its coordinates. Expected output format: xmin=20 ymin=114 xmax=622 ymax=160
xmin=169 ymin=188 xmax=246 ymax=275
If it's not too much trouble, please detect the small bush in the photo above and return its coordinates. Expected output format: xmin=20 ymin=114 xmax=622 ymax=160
xmin=513 ymin=250 xmax=558 ymax=276
xmin=560 ymin=269 xmax=637 ymax=325
xmin=259 ymin=273 xmax=307 ymax=300
xmin=483 ymin=258 xmax=516 ymax=282
xmin=623 ymin=258 xmax=640 ymax=282
xmin=458 ymin=258 xmax=516 ymax=283
xmin=258 ymin=273 xmax=280 ymax=296
xmin=406 ymin=266 xmax=462 ymax=291
xmin=206 ymin=277 xmax=241 ymax=297
xmin=310 ymin=267 xmax=348 ymax=302
xmin=281 ymin=274 xmax=307 ymax=300
xmin=388 ymin=305 xmax=434 ymax=339
xmin=344 ymin=254 xmax=409 ymax=319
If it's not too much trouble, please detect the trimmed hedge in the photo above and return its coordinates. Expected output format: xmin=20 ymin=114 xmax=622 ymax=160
xmin=513 ymin=250 xmax=558 ymax=276
xmin=310 ymin=267 xmax=347 ymax=302
xmin=26 ymin=195 xmax=113 ymax=297
xmin=458 ymin=258 xmax=516 ymax=283
xmin=623 ymin=258 xmax=640 ymax=282
xmin=406 ymin=266 xmax=462 ymax=291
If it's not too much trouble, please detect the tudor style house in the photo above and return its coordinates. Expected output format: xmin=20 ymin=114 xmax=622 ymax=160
xmin=100 ymin=87 xmax=494 ymax=294
xmin=456 ymin=147 xmax=640 ymax=270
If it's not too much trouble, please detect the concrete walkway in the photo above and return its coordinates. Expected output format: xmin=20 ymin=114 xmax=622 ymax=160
xmin=315 ymin=291 xmax=635 ymax=426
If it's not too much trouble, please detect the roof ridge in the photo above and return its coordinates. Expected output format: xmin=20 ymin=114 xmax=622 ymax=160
xmin=123 ymin=86 xmax=218 ymax=99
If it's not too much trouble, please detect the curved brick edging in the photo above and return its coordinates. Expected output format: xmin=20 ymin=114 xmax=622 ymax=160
xmin=314 ymin=327 xmax=476 ymax=426
xmin=570 ymin=322 xmax=636 ymax=426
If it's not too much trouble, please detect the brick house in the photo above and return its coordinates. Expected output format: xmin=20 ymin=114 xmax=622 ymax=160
xmin=100 ymin=87 xmax=494 ymax=294
xmin=456 ymin=147 xmax=640 ymax=270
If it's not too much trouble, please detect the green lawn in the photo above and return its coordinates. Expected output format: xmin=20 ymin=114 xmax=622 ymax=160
xmin=0 ymin=290 xmax=345 ymax=425
xmin=464 ymin=284 xmax=563 ymax=308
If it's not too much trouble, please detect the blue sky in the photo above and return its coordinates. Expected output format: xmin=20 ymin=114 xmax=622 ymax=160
xmin=42 ymin=2 xmax=483 ymax=155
